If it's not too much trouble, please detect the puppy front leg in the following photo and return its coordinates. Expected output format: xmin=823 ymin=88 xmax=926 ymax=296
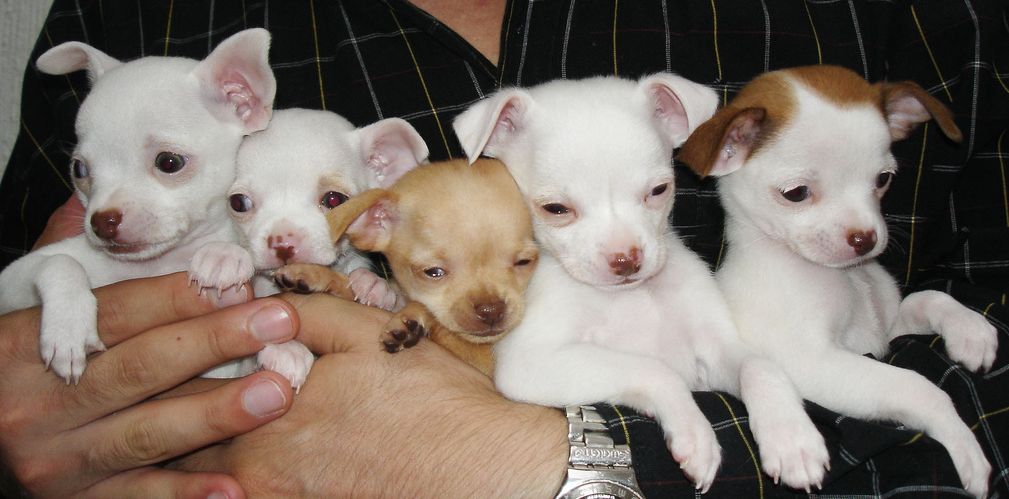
xmin=891 ymin=290 xmax=998 ymax=373
xmin=496 ymin=344 xmax=721 ymax=492
xmin=257 ymin=340 xmax=315 ymax=393
xmin=35 ymin=254 xmax=104 ymax=384
xmin=189 ymin=241 xmax=256 ymax=292
xmin=791 ymin=350 xmax=991 ymax=498
xmin=736 ymin=356 xmax=828 ymax=491
xmin=380 ymin=301 xmax=434 ymax=353
xmin=272 ymin=263 xmax=355 ymax=301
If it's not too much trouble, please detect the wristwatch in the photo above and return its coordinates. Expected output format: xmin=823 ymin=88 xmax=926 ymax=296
xmin=554 ymin=405 xmax=645 ymax=499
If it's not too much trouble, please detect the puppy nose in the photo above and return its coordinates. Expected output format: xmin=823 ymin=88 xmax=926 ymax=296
xmin=90 ymin=210 xmax=122 ymax=241
xmin=847 ymin=230 xmax=877 ymax=256
xmin=608 ymin=247 xmax=642 ymax=277
xmin=267 ymin=235 xmax=298 ymax=263
xmin=474 ymin=300 xmax=506 ymax=326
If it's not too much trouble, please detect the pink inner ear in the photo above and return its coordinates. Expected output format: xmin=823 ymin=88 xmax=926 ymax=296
xmin=885 ymin=93 xmax=931 ymax=140
xmin=652 ymin=84 xmax=689 ymax=139
xmin=219 ymin=70 xmax=259 ymax=123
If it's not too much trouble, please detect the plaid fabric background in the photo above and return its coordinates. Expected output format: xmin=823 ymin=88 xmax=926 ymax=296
xmin=1 ymin=1 xmax=1007 ymax=497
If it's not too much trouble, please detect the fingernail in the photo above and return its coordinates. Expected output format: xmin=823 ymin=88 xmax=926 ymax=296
xmin=242 ymin=379 xmax=287 ymax=417
xmin=210 ymin=286 xmax=250 ymax=309
xmin=249 ymin=304 xmax=293 ymax=343
xmin=207 ymin=493 xmax=229 ymax=499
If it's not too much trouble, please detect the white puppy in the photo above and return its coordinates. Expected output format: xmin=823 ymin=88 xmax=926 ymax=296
xmin=0 ymin=29 xmax=275 ymax=384
xmin=190 ymin=108 xmax=427 ymax=388
xmin=678 ymin=65 xmax=997 ymax=498
xmin=454 ymin=74 xmax=830 ymax=492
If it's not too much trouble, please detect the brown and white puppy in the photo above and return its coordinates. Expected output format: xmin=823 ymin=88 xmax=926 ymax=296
xmin=277 ymin=158 xmax=538 ymax=376
xmin=679 ymin=65 xmax=996 ymax=498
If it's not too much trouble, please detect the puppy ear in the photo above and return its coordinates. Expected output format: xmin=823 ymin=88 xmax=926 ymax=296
xmin=638 ymin=73 xmax=720 ymax=149
xmin=356 ymin=118 xmax=429 ymax=188
xmin=192 ymin=28 xmax=277 ymax=134
xmin=36 ymin=42 xmax=122 ymax=82
xmin=877 ymin=81 xmax=962 ymax=143
xmin=452 ymin=88 xmax=534 ymax=164
xmin=677 ymin=106 xmax=766 ymax=178
xmin=326 ymin=189 xmax=397 ymax=252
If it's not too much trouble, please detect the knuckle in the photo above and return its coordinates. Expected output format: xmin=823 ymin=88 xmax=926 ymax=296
xmin=113 ymin=347 xmax=162 ymax=392
xmin=205 ymin=326 xmax=239 ymax=363
xmin=202 ymin=400 xmax=239 ymax=438
xmin=101 ymin=418 xmax=172 ymax=467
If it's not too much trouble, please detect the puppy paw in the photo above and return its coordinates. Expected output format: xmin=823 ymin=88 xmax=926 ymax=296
xmin=664 ymin=414 xmax=721 ymax=493
xmin=938 ymin=307 xmax=998 ymax=373
xmin=349 ymin=268 xmax=403 ymax=312
xmin=754 ymin=413 xmax=829 ymax=491
xmin=257 ymin=341 xmax=315 ymax=392
xmin=945 ymin=431 xmax=991 ymax=499
xmin=381 ymin=315 xmax=426 ymax=353
xmin=39 ymin=296 xmax=104 ymax=384
xmin=273 ymin=263 xmax=349 ymax=297
xmin=189 ymin=242 xmax=255 ymax=292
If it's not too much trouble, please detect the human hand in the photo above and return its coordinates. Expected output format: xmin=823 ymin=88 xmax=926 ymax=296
xmin=32 ymin=194 xmax=86 ymax=249
xmin=0 ymin=273 xmax=299 ymax=498
xmin=176 ymin=292 xmax=568 ymax=498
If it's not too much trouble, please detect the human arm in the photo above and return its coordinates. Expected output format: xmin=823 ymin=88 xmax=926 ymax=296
xmin=174 ymin=291 xmax=568 ymax=498
xmin=0 ymin=273 xmax=298 ymax=498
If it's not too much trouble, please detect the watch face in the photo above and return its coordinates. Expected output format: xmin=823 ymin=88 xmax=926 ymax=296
xmin=561 ymin=479 xmax=644 ymax=499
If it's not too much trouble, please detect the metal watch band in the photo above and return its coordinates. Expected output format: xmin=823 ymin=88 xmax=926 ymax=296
xmin=554 ymin=405 xmax=645 ymax=499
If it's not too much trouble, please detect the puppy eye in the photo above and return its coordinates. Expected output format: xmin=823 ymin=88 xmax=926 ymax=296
xmin=155 ymin=152 xmax=187 ymax=174
xmin=71 ymin=159 xmax=89 ymax=179
xmin=229 ymin=193 xmax=254 ymax=213
xmin=423 ymin=267 xmax=446 ymax=279
xmin=650 ymin=183 xmax=669 ymax=197
xmin=780 ymin=185 xmax=810 ymax=203
xmin=542 ymin=203 xmax=571 ymax=215
xmin=320 ymin=191 xmax=349 ymax=209
xmin=876 ymin=171 xmax=895 ymax=190
xmin=515 ymin=258 xmax=532 ymax=267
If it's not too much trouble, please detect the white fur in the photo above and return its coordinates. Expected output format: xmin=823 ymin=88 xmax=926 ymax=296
xmin=710 ymin=74 xmax=996 ymax=497
xmin=0 ymin=29 xmax=276 ymax=384
xmin=454 ymin=74 xmax=830 ymax=492
xmin=190 ymin=108 xmax=428 ymax=388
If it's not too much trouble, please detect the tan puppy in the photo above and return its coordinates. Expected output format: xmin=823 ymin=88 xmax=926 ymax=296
xmin=277 ymin=158 xmax=537 ymax=376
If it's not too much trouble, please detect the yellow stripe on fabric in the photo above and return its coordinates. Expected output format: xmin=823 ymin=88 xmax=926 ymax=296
xmin=389 ymin=8 xmax=453 ymax=160
xmin=710 ymin=0 xmax=722 ymax=81
xmin=903 ymin=123 xmax=929 ymax=288
xmin=995 ymin=63 xmax=1009 ymax=95
xmin=309 ymin=0 xmax=327 ymax=110
xmin=611 ymin=405 xmax=632 ymax=448
xmin=612 ymin=0 xmax=619 ymax=76
xmin=910 ymin=5 xmax=953 ymax=102
xmin=714 ymin=393 xmax=764 ymax=499
xmin=802 ymin=1 xmax=822 ymax=64
xmin=497 ymin=0 xmax=516 ymax=86
xmin=982 ymin=302 xmax=995 ymax=318
xmin=21 ymin=119 xmax=72 ymax=192
xmin=998 ymin=130 xmax=1008 ymax=227
xmin=971 ymin=406 xmax=1009 ymax=432
xmin=163 ymin=0 xmax=175 ymax=56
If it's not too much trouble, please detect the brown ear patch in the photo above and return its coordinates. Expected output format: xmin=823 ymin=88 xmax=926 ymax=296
xmin=877 ymin=81 xmax=962 ymax=143
xmin=325 ymin=188 xmax=390 ymax=245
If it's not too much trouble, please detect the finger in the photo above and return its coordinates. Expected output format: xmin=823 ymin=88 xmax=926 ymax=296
xmin=280 ymin=292 xmax=391 ymax=355
xmin=83 ymin=466 xmax=246 ymax=499
xmin=73 ymin=371 xmax=293 ymax=480
xmin=94 ymin=272 xmax=253 ymax=348
xmin=66 ymin=298 xmax=298 ymax=422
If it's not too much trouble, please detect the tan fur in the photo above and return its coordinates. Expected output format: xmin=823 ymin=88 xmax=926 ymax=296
xmin=678 ymin=65 xmax=961 ymax=178
xmin=315 ymin=158 xmax=537 ymax=377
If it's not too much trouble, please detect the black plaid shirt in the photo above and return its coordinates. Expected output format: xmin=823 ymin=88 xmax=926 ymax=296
xmin=2 ymin=1 xmax=1008 ymax=497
